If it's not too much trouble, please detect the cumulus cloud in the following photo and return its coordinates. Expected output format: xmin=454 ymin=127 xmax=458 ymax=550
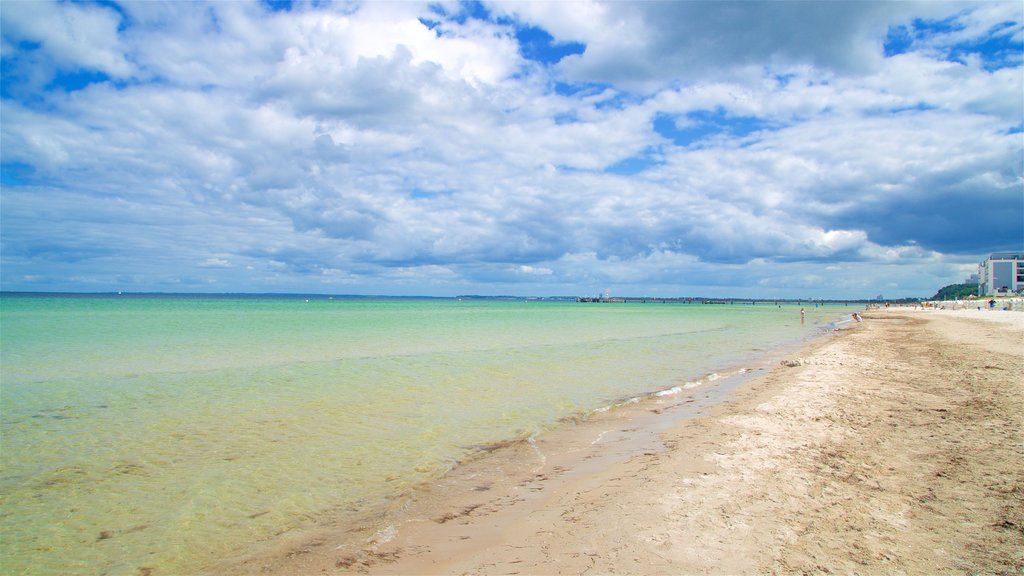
xmin=1 ymin=0 xmax=134 ymax=84
xmin=1 ymin=0 xmax=1020 ymax=298
xmin=502 ymin=1 xmax=941 ymax=89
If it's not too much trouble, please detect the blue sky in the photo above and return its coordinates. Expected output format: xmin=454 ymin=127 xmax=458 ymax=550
xmin=1 ymin=0 xmax=1021 ymax=298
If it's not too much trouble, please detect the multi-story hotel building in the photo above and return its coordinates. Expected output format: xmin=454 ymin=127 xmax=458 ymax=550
xmin=978 ymin=252 xmax=1024 ymax=295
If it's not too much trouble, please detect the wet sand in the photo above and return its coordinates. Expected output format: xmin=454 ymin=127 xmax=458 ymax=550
xmin=217 ymin=309 xmax=1023 ymax=575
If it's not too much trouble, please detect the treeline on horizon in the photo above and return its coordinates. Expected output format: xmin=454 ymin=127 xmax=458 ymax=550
xmin=929 ymin=283 xmax=979 ymax=301
xmin=2 ymin=291 xmax=916 ymax=303
xmin=2 ymin=288 xmax=992 ymax=302
xmin=5 ymin=284 xmax=996 ymax=303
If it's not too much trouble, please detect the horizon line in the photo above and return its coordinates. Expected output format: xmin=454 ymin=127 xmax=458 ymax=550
xmin=0 ymin=290 xmax=906 ymax=303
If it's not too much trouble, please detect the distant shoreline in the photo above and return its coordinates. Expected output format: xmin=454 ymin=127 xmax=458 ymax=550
xmin=10 ymin=290 xmax=1021 ymax=308
xmin=1 ymin=290 xmax=877 ymax=305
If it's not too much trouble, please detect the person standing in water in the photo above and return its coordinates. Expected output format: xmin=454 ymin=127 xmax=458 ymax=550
xmin=800 ymin=307 xmax=805 ymax=324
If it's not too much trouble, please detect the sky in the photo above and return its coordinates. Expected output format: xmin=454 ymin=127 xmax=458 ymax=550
xmin=1 ymin=0 xmax=1022 ymax=299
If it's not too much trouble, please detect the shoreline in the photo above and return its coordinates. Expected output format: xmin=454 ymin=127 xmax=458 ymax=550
xmin=215 ymin=309 xmax=1023 ymax=574
xmin=210 ymin=329 xmax=815 ymax=575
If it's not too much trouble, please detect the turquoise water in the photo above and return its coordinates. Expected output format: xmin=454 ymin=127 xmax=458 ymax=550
xmin=0 ymin=295 xmax=844 ymax=575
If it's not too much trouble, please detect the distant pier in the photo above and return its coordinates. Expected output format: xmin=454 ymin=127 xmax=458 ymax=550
xmin=576 ymin=296 xmax=868 ymax=305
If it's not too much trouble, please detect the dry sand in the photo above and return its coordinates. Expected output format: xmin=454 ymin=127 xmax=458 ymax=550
xmin=219 ymin=309 xmax=1023 ymax=575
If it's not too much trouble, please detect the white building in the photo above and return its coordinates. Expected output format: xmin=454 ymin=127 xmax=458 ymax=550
xmin=978 ymin=252 xmax=1024 ymax=295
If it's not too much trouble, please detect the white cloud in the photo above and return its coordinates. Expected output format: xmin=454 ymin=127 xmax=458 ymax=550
xmin=486 ymin=0 xmax=612 ymax=44
xmin=1 ymin=1 xmax=1019 ymax=298
xmin=516 ymin=265 xmax=553 ymax=276
xmin=0 ymin=0 xmax=133 ymax=79
xmin=200 ymin=258 xmax=232 ymax=269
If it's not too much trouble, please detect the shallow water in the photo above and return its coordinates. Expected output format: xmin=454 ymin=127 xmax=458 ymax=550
xmin=0 ymin=295 xmax=846 ymax=575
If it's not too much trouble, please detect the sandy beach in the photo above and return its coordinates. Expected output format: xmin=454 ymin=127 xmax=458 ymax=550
xmin=219 ymin=308 xmax=1023 ymax=575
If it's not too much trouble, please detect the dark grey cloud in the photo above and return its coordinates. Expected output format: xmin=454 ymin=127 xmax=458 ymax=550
xmin=551 ymin=1 xmax=929 ymax=89
xmin=834 ymin=180 xmax=1023 ymax=255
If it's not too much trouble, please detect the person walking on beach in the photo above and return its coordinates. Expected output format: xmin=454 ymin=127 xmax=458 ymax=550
xmin=800 ymin=308 xmax=805 ymax=324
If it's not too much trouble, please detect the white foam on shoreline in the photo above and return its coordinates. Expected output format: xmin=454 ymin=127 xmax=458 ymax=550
xmin=527 ymin=432 xmax=546 ymax=471
xmin=369 ymin=524 xmax=397 ymax=547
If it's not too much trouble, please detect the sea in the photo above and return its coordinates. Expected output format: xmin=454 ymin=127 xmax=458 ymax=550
xmin=0 ymin=294 xmax=850 ymax=575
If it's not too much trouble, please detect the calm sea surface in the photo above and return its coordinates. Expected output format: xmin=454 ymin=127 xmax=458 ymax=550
xmin=0 ymin=294 xmax=846 ymax=575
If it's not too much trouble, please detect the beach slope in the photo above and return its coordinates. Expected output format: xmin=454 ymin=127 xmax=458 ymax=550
xmin=230 ymin=310 xmax=1024 ymax=574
